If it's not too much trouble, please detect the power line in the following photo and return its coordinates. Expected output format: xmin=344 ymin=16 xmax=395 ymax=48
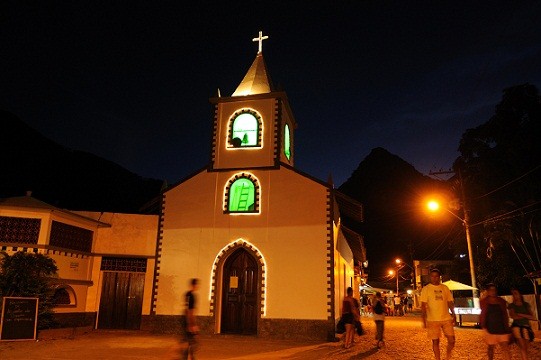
xmin=473 ymin=200 xmax=541 ymax=227
xmin=473 ymin=163 xmax=541 ymax=200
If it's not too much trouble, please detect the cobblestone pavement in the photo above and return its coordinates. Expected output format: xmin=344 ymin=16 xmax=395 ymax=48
xmin=1 ymin=314 xmax=540 ymax=359
xmin=302 ymin=315 xmax=541 ymax=360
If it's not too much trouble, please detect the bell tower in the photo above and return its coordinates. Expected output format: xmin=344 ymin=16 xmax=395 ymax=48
xmin=209 ymin=31 xmax=297 ymax=171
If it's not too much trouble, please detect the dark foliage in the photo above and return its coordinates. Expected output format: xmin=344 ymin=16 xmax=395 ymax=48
xmin=0 ymin=252 xmax=59 ymax=329
xmin=456 ymin=83 xmax=541 ymax=293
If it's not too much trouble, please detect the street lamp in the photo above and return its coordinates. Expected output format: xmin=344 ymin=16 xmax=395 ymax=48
xmin=390 ymin=258 xmax=408 ymax=294
xmin=395 ymin=259 xmax=401 ymax=294
xmin=426 ymin=199 xmax=479 ymax=308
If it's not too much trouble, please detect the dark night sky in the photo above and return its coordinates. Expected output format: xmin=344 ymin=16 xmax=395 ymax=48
xmin=2 ymin=1 xmax=541 ymax=186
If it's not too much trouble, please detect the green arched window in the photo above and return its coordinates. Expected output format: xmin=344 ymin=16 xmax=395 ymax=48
xmin=284 ymin=123 xmax=291 ymax=160
xmin=228 ymin=178 xmax=256 ymax=212
xmin=230 ymin=110 xmax=261 ymax=147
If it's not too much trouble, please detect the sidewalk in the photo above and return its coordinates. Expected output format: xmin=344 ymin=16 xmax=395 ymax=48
xmin=1 ymin=315 xmax=540 ymax=360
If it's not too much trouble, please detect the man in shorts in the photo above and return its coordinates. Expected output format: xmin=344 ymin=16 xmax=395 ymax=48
xmin=421 ymin=269 xmax=456 ymax=360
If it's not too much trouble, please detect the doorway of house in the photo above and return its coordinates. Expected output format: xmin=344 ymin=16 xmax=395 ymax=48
xmin=221 ymin=248 xmax=259 ymax=334
xmin=97 ymin=257 xmax=146 ymax=329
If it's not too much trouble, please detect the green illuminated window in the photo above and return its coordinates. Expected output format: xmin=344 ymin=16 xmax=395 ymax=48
xmin=228 ymin=178 xmax=255 ymax=212
xmin=284 ymin=124 xmax=291 ymax=160
xmin=231 ymin=112 xmax=259 ymax=147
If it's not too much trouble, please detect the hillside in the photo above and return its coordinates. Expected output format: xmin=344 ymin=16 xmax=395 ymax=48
xmin=0 ymin=110 xmax=162 ymax=213
xmin=339 ymin=147 xmax=456 ymax=281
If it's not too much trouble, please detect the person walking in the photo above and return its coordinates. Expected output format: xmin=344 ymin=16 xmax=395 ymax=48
xmin=407 ymin=296 xmax=414 ymax=313
xmin=341 ymin=287 xmax=357 ymax=348
xmin=420 ymin=268 xmax=456 ymax=360
xmin=479 ymin=283 xmax=511 ymax=360
xmin=393 ymin=294 xmax=402 ymax=316
xmin=372 ymin=291 xmax=386 ymax=348
xmin=508 ymin=288 xmax=536 ymax=360
xmin=386 ymin=294 xmax=393 ymax=316
xmin=352 ymin=292 xmax=364 ymax=338
xmin=183 ymin=278 xmax=200 ymax=360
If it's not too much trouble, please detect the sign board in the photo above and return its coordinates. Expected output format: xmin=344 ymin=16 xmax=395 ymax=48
xmin=230 ymin=276 xmax=239 ymax=289
xmin=0 ymin=297 xmax=39 ymax=341
xmin=455 ymin=307 xmax=481 ymax=315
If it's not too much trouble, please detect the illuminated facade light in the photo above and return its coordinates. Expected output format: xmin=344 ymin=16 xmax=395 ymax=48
xmin=226 ymin=108 xmax=263 ymax=150
xmin=284 ymin=123 xmax=291 ymax=160
xmin=209 ymin=238 xmax=268 ymax=316
xmin=223 ymin=173 xmax=261 ymax=215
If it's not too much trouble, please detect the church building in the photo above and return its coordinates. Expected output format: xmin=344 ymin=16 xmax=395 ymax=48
xmin=0 ymin=32 xmax=365 ymax=341
xmin=150 ymin=32 xmax=365 ymax=341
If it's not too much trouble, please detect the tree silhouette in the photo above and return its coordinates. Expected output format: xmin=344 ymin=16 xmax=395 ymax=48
xmin=0 ymin=252 xmax=59 ymax=329
xmin=456 ymin=83 xmax=541 ymax=293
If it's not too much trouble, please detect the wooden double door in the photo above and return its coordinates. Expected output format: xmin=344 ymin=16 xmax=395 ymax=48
xmin=221 ymin=248 xmax=259 ymax=334
xmin=98 ymin=272 xmax=145 ymax=329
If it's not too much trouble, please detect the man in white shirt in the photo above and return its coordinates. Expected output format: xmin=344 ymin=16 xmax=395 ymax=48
xmin=393 ymin=294 xmax=402 ymax=316
xmin=421 ymin=268 xmax=456 ymax=360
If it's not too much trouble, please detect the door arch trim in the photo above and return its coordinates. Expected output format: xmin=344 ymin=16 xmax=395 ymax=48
xmin=210 ymin=239 xmax=267 ymax=328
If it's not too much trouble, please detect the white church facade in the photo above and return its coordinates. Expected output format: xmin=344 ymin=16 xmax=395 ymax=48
xmin=148 ymin=34 xmax=366 ymax=340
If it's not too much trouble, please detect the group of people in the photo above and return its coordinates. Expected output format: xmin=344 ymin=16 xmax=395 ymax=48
xmin=342 ymin=288 xmax=413 ymax=349
xmin=186 ymin=273 xmax=537 ymax=360
xmin=421 ymin=268 xmax=537 ymax=360
xmin=360 ymin=292 xmax=414 ymax=317
xmin=342 ymin=268 xmax=538 ymax=360
xmin=480 ymin=283 xmax=537 ymax=360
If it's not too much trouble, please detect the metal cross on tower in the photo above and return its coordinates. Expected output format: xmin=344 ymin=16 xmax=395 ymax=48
xmin=252 ymin=31 xmax=268 ymax=54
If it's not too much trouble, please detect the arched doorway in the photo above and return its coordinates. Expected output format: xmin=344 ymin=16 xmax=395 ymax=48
xmin=220 ymin=248 xmax=259 ymax=334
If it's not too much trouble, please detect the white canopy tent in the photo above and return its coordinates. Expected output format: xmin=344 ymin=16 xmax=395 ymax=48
xmin=360 ymin=284 xmax=394 ymax=294
xmin=443 ymin=280 xmax=477 ymax=291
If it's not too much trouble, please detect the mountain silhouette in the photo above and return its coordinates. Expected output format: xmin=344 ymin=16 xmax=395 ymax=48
xmin=339 ymin=147 xmax=456 ymax=282
xmin=2 ymin=109 xmax=458 ymax=282
xmin=0 ymin=110 xmax=162 ymax=213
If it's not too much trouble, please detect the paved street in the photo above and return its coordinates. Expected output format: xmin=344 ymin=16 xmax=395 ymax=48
xmin=1 ymin=314 xmax=540 ymax=359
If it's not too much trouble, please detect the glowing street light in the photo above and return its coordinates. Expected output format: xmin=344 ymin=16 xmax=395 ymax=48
xmin=426 ymin=199 xmax=479 ymax=308
xmin=427 ymin=200 xmax=440 ymax=212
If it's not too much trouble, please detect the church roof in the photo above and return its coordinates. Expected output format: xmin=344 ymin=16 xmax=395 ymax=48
xmin=334 ymin=191 xmax=364 ymax=224
xmin=341 ymin=225 xmax=366 ymax=264
xmin=232 ymin=53 xmax=274 ymax=97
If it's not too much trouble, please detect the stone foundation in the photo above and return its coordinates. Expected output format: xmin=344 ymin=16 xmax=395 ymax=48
xmin=141 ymin=315 xmax=214 ymax=334
xmin=259 ymin=318 xmax=335 ymax=341
xmin=142 ymin=315 xmax=334 ymax=341
xmin=51 ymin=312 xmax=96 ymax=328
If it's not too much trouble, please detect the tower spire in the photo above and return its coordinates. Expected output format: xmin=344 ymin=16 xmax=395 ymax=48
xmin=232 ymin=31 xmax=273 ymax=96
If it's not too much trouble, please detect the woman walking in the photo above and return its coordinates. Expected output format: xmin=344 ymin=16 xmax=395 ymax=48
xmin=479 ymin=283 xmax=511 ymax=360
xmin=341 ymin=287 xmax=356 ymax=348
xmin=372 ymin=291 xmax=386 ymax=348
xmin=508 ymin=288 xmax=536 ymax=360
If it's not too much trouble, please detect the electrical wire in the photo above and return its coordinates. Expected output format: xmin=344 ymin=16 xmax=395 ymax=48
xmin=473 ymin=202 xmax=541 ymax=227
xmin=473 ymin=163 xmax=541 ymax=200
xmin=508 ymin=241 xmax=532 ymax=275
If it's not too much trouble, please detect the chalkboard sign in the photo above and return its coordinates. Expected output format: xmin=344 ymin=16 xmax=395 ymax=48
xmin=0 ymin=297 xmax=39 ymax=341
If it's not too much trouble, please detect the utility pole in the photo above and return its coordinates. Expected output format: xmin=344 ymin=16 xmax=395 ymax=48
xmin=396 ymin=267 xmax=399 ymax=294
xmin=429 ymin=169 xmax=479 ymax=308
